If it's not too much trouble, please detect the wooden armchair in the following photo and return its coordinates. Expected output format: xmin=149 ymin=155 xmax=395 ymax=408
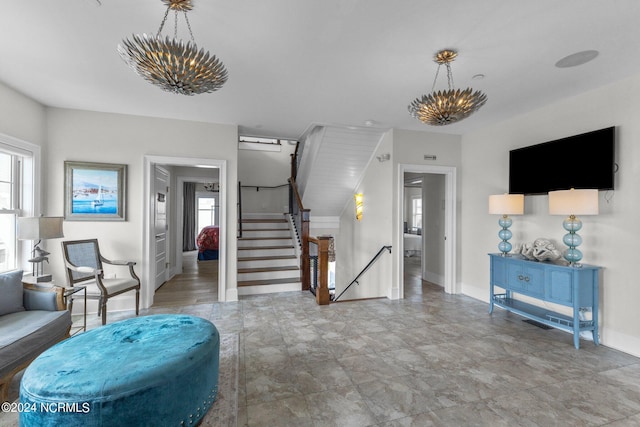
xmin=61 ymin=239 xmax=140 ymax=325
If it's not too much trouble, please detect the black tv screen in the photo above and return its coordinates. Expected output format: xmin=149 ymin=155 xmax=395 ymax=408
xmin=509 ymin=127 xmax=616 ymax=195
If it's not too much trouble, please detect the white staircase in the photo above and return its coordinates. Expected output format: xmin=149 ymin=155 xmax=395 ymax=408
xmin=237 ymin=213 xmax=302 ymax=295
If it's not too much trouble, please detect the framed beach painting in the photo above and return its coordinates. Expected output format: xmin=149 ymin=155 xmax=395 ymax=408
xmin=64 ymin=161 xmax=127 ymax=221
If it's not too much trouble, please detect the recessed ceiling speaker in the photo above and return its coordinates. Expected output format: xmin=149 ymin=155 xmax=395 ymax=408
xmin=555 ymin=50 xmax=599 ymax=68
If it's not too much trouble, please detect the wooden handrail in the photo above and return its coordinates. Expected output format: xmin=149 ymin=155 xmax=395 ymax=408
xmin=291 ymin=141 xmax=300 ymax=179
xmin=288 ymin=176 xmax=311 ymax=291
xmin=287 ymin=142 xmax=332 ymax=305
xmin=288 ymin=177 xmax=305 ymax=211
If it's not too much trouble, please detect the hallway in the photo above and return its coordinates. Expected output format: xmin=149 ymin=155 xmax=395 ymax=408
xmin=152 ymin=251 xmax=219 ymax=307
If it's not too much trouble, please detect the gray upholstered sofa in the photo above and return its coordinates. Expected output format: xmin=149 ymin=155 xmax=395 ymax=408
xmin=0 ymin=270 xmax=72 ymax=402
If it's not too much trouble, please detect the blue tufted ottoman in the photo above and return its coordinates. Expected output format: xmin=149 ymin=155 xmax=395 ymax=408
xmin=19 ymin=314 xmax=219 ymax=427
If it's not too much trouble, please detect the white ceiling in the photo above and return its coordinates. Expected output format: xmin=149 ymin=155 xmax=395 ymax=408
xmin=1 ymin=0 xmax=639 ymax=140
xmin=301 ymin=126 xmax=386 ymax=216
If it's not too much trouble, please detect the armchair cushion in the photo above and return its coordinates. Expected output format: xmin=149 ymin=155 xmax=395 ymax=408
xmin=0 ymin=270 xmax=25 ymax=316
xmin=82 ymin=277 xmax=140 ymax=297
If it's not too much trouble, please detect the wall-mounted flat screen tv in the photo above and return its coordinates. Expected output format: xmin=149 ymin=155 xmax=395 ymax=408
xmin=509 ymin=127 xmax=616 ymax=195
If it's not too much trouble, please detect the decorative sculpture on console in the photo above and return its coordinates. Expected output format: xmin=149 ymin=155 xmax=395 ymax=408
xmin=515 ymin=238 xmax=562 ymax=262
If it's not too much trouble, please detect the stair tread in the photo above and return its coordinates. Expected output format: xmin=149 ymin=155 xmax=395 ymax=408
xmin=238 ymin=266 xmax=299 ymax=273
xmin=238 ymin=236 xmax=291 ymax=241
xmin=238 ymin=277 xmax=301 ymax=287
xmin=241 ymin=218 xmax=287 ymax=223
xmin=241 ymin=228 xmax=289 ymax=232
xmin=238 ymin=255 xmax=297 ymax=261
xmin=238 ymin=245 xmax=294 ymax=250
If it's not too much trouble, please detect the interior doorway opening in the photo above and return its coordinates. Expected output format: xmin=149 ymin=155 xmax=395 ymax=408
xmin=143 ymin=156 xmax=228 ymax=309
xmin=397 ymin=164 xmax=457 ymax=298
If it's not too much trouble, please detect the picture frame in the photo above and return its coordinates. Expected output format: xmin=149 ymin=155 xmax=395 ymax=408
xmin=64 ymin=161 xmax=127 ymax=221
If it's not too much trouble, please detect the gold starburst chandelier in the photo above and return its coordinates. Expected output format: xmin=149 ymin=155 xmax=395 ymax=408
xmin=118 ymin=0 xmax=228 ymax=95
xmin=408 ymin=49 xmax=487 ymax=126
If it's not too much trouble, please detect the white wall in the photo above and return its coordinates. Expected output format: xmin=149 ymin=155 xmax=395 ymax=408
xmin=334 ymin=131 xmax=393 ymax=300
xmin=44 ymin=107 xmax=238 ymax=310
xmin=392 ymin=129 xmax=462 ymax=298
xmin=0 ymin=82 xmax=46 ymax=148
xmin=238 ymin=142 xmax=296 ymax=214
xmin=461 ymin=73 xmax=640 ymax=356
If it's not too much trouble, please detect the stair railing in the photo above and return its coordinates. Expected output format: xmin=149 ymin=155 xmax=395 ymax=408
xmin=237 ymin=181 xmax=243 ymax=238
xmin=333 ymin=245 xmax=392 ymax=302
xmin=289 ymin=139 xmax=331 ymax=301
xmin=308 ymin=236 xmax=332 ymax=305
xmin=288 ymin=176 xmax=310 ymax=291
xmin=241 ymin=183 xmax=289 ymax=191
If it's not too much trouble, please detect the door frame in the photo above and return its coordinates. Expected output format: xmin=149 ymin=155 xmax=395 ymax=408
xmin=143 ymin=155 xmax=228 ymax=308
xmin=396 ymin=164 xmax=457 ymax=296
xmin=154 ymin=165 xmax=170 ymax=289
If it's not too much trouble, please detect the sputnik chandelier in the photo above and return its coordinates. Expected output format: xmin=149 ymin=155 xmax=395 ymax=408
xmin=118 ymin=0 xmax=228 ymax=95
xmin=408 ymin=49 xmax=487 ymax=126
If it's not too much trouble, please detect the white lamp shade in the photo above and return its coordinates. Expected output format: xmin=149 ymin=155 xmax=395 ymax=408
xmin=548 ymin=189 xmax=599 ymax=216
xmin=488 ymin=194 xmax=524 ymax=215
xmin=17 ymin=217 xmax=64 ymax=240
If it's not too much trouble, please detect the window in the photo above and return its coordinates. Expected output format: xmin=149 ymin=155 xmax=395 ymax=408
xmin=0 ymin=134 xmax=38 ymax=273
xmin=412 ymin=197 xmax=422 ymax=231
xmin=197 ymin=195 xmax=218 ymax=234
xmin=0 ymin=152 xmax=20 ymax=272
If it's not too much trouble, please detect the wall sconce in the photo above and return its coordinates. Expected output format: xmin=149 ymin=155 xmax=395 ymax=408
xmin=376 ymin=153 xmax=391 ymax=162
xmin=548 ymin=188 xmax=598 ymax=266
xmin=488 ymin=194 xmax=524 ymax=256
xmin=354 ymin=193 xmax=363 ymax=221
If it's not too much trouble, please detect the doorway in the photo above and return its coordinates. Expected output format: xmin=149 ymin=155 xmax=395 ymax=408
xmin=175 ymin=176 xmax=221 ymax=273
xmin=397 ymin=164 xmax=457 ymax=298
xmin=143 ymin=156 xmax=228 ymax=309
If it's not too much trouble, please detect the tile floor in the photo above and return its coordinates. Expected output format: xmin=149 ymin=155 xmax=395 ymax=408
xmin=76 ymin=261 xmax=640 ymax=426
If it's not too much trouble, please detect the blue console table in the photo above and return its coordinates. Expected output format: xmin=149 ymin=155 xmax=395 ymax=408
xmin=489 ymin=253 xmax=601 ymax=349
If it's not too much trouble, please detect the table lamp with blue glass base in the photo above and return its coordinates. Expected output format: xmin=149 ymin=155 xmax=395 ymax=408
xmin=489 ymin=194 xmax=524 ymax=256
xmin=548 ymin=188 xmax=599 ymax=267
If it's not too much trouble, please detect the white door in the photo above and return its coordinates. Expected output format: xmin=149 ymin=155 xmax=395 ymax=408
xmin=154 ymin=166 xmax=169 ymax=289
